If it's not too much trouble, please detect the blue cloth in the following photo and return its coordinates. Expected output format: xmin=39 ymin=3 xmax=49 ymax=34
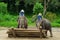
xmin=37 ymin=15 xmax=42 ymax=21
xmin=19 ymin=12 xmax=24 ymax=16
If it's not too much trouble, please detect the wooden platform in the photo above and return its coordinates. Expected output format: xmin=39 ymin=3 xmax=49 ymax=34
xmin=7 ymin=28 xmax=46 ymax=37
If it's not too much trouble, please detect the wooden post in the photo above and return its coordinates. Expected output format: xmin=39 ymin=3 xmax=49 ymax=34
xmin=11 ymin=28 xmax=16 ymax=37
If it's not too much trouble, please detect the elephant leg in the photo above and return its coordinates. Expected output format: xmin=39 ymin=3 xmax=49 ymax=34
xmin=17 ymin=24 xmax=19 ymax=28
xmin=20 ymin=22 xmax=23 ymax=28
xmin=19 ymin=24 xmax=21 ymax=28
xmin=23 ymin=24 xmax=25 ymax=28
xmin=18 ymin=22 xmax=21 ymax=28
xmin=17 ymin=21 xmax=20 ymax=28
xmin=45 ymin=31 xmax=47 ymax=36
xmin=21 ymin=24 xmax=23 ymax=28
xmin=42 ymin=29 xmax=47 ymax=38
xmin=19 ymin=22 xmax=22 ymax=28
xmin=24 ymin=24 xmax=27 ymax=29
xmin=49 ymin=29 xmax=53 ymax=37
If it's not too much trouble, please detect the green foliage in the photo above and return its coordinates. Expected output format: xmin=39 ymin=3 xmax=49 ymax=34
xmin=51 ymin=0 xmax=60 ymax=6
xmin=51 ymin=23 xmax=60 ymax=27
xmin=0 ymin=2 xmax=7 ymax=14
xmin=0 ymin=2 xmax=60 ymax=27
xmin=0 ymin=13 xmax=60 ymax=27
xmin=0 ymin=14 xmax=18 ymax=27
xmin=0 ymin=14 xmax=36 ymax=27
xmin=47 ymin=0 xmax=60 ymax=12
xmin=33 ymin=2 xmax=43 ymax=14
xmin=0 ymin=21 xmax=17 ymax=28
xmin=52 ymin=19 xmax=60 ymax=24
xmin=45 ymin=12 xmax=57 ymax=21
xmin=24 ymin=0 xmax=42 ymax=5
xmin=31 ymin=15 xmax=37 ymax=22
xmin=51 ymin=19 xmax=60 ymax=27
xmin=0 ymin=14 xmax=18 ymax=22
xmin=27 ymin=16 xmax=36 ymax=27
xmin=45 ymin=12 xmax=60 ymax=27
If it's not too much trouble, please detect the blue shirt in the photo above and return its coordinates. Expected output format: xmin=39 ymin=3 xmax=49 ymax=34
xmin=19 ymin=12 xmax=24 ymax=16
xmin=37 ymin=15 xmax=42 ymax=21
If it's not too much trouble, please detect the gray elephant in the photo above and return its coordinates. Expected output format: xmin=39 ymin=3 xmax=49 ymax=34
xmin=36 ymin=18 xmax=53 ymax=37
xmin=36 ymin=13 xmax=53 ymax=37
xmin=41 ymin=18 xmax=53 ymax=37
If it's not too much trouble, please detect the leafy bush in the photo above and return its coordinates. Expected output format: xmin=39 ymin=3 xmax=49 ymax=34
xmin=45 ymin=12 xmax=57 ymax=21
xmin=0 ymin=14 xmax=18 ymax=27
xmin=33 ymin=2 xmax=43 ymax=14
xmin=0 ymin=2 xmax=7 ymax=14
xmin=53 ymin=19 xmax=60 ymax=24
xmin=0 ymin=14 xmax=18 ymax=21
xmin=45 ymin=12 xmax=60 ymax=27
xmin=0 ymin=21 xmax=17 ymax=28
xmin=51 ymin=22 xmax=60 ymax=27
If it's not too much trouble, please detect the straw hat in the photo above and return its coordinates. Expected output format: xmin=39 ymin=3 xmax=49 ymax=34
xmin=38 ymin=13 xmax=42 ymax=16
xmin=20 ymin=9 xmax=24 ymax=12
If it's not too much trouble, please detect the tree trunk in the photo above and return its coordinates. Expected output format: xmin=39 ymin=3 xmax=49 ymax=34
xmin=43 ymin=0 xmax=47 ymax=17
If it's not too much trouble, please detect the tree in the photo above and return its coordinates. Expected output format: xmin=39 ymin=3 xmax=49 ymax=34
xmin=47 ymin=0 xmax=60 ymax=12
xmin=6 ymin=0 xmax=17 ymax=14
xmin=43 ymin=0 xmax=46 ymax=17
xmin=33 ymin=2 xmax=43 ymax=15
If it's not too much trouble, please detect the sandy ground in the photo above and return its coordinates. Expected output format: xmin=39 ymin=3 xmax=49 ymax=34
xmin=0 ymin=27 xmax=60 ymax=40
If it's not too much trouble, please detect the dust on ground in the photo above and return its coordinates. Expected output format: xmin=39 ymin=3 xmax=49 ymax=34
xmin=0 ymin=27 xmax=60 ymax=40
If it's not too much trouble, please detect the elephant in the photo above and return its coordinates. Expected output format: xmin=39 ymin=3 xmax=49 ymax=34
xmin=41 ymin=18 xmax=53 ymax=37
xmin=17 ymin=16 xmax=28 ymax=29
xmin=36 ymin=18 xmax=53 ymax=37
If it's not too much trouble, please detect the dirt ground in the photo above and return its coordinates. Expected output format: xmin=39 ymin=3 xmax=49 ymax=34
xmin=0 ymin=27 xmax=60 ymax=40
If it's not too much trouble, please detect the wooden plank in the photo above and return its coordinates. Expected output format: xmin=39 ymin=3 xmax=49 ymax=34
xmin=7 ymin=28 xmax=46 ymax=37
xmin=14 ymin=28 xmax=39 ymax=31
xmin=7 ymin=29 xmax=40 ymax=34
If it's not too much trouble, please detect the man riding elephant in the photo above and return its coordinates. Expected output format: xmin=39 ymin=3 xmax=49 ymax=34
xmin=36 ymin=13 xmax=53 ymax=37
xmin=36 ymin=13 xmax=43 ymax=38
xmin=17 ymin=9 xmax=28 ymax=29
